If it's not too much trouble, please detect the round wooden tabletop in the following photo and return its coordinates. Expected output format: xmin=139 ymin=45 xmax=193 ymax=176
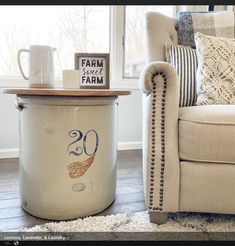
xmin=1 ymin=88 xmax=131 ymax=97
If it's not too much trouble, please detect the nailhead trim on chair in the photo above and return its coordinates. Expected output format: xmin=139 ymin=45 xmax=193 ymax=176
xmin=148 ymin=72 xmax=167 ymax=212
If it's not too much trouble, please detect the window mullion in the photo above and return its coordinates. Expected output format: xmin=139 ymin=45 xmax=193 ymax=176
xmin=110 ymin=5 xmax=125 ymax=86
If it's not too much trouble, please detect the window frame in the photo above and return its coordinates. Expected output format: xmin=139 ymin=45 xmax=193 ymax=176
xmin=0 ymin=5 xmax=177 ymax=90
xmin=110 ymin=5 xmax=177 ymax=89
xmin=110 ymin=6 xmax=138 ymax=89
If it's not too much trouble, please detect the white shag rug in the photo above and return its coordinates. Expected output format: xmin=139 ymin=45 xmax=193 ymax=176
xmin=14 ymin=210 xmax=235 ymax=240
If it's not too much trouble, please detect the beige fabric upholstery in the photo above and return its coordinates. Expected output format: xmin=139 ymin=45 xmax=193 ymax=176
xmin=179 ymin=105 xmax=235 ymax=164
xmin=140 ymin=61 xmax=180 ymax=212
xmin=180 ymin=161 xmax=235 ymax=214
xmin=146 ymin=12 xmax=178 ymax=62
xmin=141 ymin=11 xmax=235 ymax=219
xmin=142 ymin=12 xmax=180 ymax=213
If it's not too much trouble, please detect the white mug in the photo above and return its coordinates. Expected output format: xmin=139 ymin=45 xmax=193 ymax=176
xmin=17 ymin=45 xmax=56 ymax=88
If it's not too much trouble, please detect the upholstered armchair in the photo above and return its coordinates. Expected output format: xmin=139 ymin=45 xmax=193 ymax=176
xmin=140 ymin=11 xmax=235 ymax=224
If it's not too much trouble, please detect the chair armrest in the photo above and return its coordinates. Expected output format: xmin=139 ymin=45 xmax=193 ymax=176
xmin=140 ymin=61 xmax=180 ymax=212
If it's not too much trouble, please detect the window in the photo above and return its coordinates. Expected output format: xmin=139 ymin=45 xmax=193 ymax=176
xmin=0 ymin=6 xmax=109 ymax=80
xmin=0 ymin=5 xmax=175 ymax=88
xmin=124 ymin=5 xmax=175 ymax=79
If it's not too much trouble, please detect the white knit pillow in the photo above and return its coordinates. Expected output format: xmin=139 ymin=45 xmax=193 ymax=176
xmin=195 ymin=32 xmax=235 ymax=105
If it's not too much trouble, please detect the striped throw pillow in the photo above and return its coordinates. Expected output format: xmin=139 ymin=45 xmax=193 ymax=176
xmin=165 ymin=43 xmax=198 ymax=107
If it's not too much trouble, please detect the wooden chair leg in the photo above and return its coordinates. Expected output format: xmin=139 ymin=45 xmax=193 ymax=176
xmin=149 ymin=212 xmax=168 ymax=224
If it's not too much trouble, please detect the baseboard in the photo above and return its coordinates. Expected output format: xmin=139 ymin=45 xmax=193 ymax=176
xmin=0 ymin=142 xmax=142 ymax=159
xmin=0 ymin=148 xmax=19 ymax=159
xmin=117 ymin=141 xmax=142 ymax=151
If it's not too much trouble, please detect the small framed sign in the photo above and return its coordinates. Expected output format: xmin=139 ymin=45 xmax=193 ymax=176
xmin=75 ymin=53 xmax=109 ymax=89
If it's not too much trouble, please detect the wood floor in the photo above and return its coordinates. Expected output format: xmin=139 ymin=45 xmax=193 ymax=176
xmin=0 ymin=150 xmax=145 ymax=231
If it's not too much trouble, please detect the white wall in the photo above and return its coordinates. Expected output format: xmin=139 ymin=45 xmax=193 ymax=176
xmin=0 ymin=89 xmax=142 ymax=158
xmin=117 ymin=89 xmax=142 ymax=150
xmin=0 ymin=94 xmax=19 ymax=149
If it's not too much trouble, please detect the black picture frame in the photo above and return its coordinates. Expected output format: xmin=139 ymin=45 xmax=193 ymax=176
xmin=74 ymin=53 xmax=110 ymax=89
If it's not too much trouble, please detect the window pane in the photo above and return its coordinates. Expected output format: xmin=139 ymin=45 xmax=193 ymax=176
xmin=0 ymin=6 xmax=110 ymax=78
xmin=124 ymin=5 xmax=174 ymax=78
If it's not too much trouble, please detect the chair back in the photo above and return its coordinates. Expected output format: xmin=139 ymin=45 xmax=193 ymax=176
xmin=145 ymin=12 xmax=178 ymax=63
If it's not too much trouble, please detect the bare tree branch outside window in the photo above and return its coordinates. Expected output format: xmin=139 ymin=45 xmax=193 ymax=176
xmin=124 ymin=6 xmax=174 ymax=78
xmin=0 ymin=6 xmax=109 ymax=78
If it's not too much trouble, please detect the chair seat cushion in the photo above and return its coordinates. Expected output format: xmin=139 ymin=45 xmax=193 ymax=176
xmin=179 ymin=105 xmax=235 ymax=164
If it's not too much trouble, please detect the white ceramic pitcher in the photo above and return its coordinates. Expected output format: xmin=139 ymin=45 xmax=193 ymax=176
xmin=17 ymin=45 xmax=56 ymax=88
